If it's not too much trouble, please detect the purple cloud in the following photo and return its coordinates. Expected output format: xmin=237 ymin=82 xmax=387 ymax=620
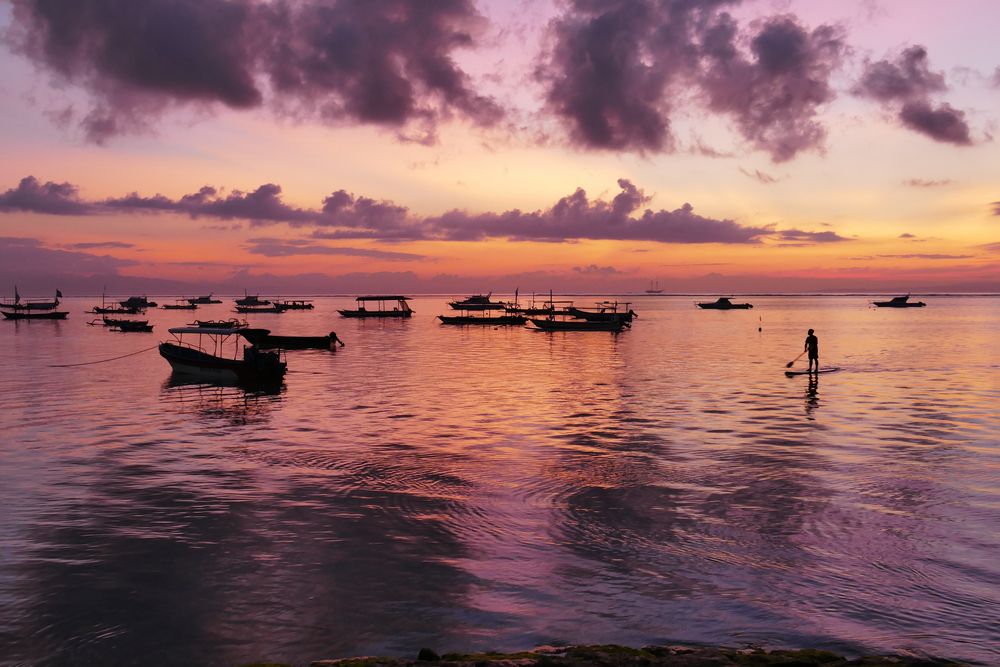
xmin=0 ymin=236 xmax=135 ymax=274
xmin=853 ymin=46 xmax=973 ymax=145
xmin=739 ymin=168 xmax=779 ymax=184
xmin=535 ymin=1 xmax=844 ymax=161
xmin=775 ymin=229 xmax=848 ymax=243
xmin=992 ymin=201 xmax=1000 ymax=216
xmin=7 ymin=0 xmax=500 ymax=143
xmin=899 ymin=233 xmax=916 ymax=238
xmin=65 ymin=241 xmax=135 ymax=249
xmin=245 ymin=238 xmax=424 ymax=261
xmin=903 ymin=178 xmax=951 ymax=188
xmin=573 ymin=264 xmax=622 ymax=275
xmin=0 ymin=176 xmax=94 ymax=215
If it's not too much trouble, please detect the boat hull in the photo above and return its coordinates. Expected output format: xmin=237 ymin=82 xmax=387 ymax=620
xmin=697 ymin=303 xmax=753 ymax=309
xmin=338 ymin=309 xmax=412 ymax=318
xmin=530 ymin=318 xmax=625 ymax=331
xmin=874 ymin=302 xmax=926 ymax=308
xmin=2 ymin=310 xmax=69 ymax=320
xmin=240 ymin=329 xmax=337 ymax=349
xmin=438 ymin=315 xmax=526 ymax=325
xmin=567 ymin=307 xmax=635 ymax=322
xmin=162 ymin=304 xmax=198 ymax=310
xmin=158 ymin=342 xmax=286 ymax=384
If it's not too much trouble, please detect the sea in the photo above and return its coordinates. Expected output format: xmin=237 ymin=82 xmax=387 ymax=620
xmin=0 ymin=295 xmax=997 ymax=666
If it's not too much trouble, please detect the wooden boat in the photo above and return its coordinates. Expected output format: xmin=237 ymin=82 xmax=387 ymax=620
xmin=339 ymin=296 xmax=413 ymax=318
xmin=530 ymin=317 xmax=626 ymax=332
xmin=112 ymin=320 xmax=154 ymax=332
xmin=438 ymin=304 xmax=525 ymax=325
xmin=187 ymin=294 xmax=222 ymax=304
xmin=2 ymin=309 xmax=68 ymax=320
xmin=89 ymin=316 xmax=149 ymax=328
xmin=505 ymin=290 xmax=568 ymax=316
xmin=567 ymin=301 xmax=637 ymax=323
xmin=119 ymin=296 xmax=156 ymax=309
xmin=240 ymin=328 xmax=343 ymax=350
xmin=448 ymin=293 xmax=508 ymax=311
xmin=234 ymin=291 xmax=271 ymax=307
xmin=275 ymin=299 xmax=314 ymax=310
xmin=235 ymin=304 xmax=285 ymax=314
xmin=193 ymin=318 xmax=248 ymax=329
xmin=159 ymin=325 xmax=286 ymax=384
xmin=697 ymin=297 xmax=753 ymax=310
xmin=873 ymin=295 xmax=926 ymax=308
xmin=90 ymin=305 xmax=141 ymax=315
xmin=162 ymin=299 xmax=198 ymax=310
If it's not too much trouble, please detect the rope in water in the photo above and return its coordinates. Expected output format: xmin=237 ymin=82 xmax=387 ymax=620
xmin=50 ymin=344 xmax=160 ymax=367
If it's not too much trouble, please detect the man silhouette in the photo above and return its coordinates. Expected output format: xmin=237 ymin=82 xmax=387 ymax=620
xmin=805 ymin=329 xmax=819 ymax=373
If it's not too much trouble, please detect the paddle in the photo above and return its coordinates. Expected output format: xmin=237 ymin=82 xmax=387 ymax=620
xmin=785 ymin=350 xmax=806 ymax=368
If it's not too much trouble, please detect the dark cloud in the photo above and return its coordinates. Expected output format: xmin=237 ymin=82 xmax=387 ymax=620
xmin=65 ymin=241 xmax=135 ymax=249
xmin=536 ymin=1 xmax=845 ymax=161
xmin=739 ymin=168 xmax=779 ymax=184
xmin=244 ymin=238 xmax=424 ymax=261
xmin=0 ymin=176 xmax=93 ymax=215
xmin=899 ymin=233 xmax=916 ymax=238
xmin=980 ymin=241 xmax=1000 ymax=253
xmin=0 ymin=236 xmax=135 ymax=274
xmin=1 ymin=175 xmax=846 ymax=246
xmin=876 ymin=253 xmax=972 ymax=260
xmin=853 ymin=46 xmax=972 ymax=145
xmin=6 ymin=0 xmax=500 ymax=142
xmin=903 ymin=178 xmax=951 ymax=188
xmin=572 ymin=264 xmax=622 ymax=275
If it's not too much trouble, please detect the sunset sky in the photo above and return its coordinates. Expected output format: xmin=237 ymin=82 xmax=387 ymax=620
xmin=1 ymin=0 xmax=998 ymax=294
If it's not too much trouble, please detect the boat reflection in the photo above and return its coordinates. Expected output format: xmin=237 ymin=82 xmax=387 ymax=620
xmin=161 ymin=375 xmax=283 ymax=426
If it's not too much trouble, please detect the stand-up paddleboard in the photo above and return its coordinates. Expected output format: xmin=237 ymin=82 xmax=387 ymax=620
xmin=785 ymin=367 xmax=839 ymax=377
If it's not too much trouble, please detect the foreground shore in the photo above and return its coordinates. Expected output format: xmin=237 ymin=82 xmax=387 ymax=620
xmin=247 ymin=643 xmax=963 ymax=667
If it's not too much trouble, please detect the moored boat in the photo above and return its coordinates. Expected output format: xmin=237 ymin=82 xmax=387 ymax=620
xmin=111 ymin=320 xmax=154 ymax=332
xmin=2 ymin=309 xmax=68 ymax=320
xmin=339 ymin=296 xmax=413 ymax=318
xmin=119 ymin=296 xmax=156 ymax=310
xmin=159 ymin=324 xmax=286 ymax=385
xmin=275 ymin=299 xmax=314 ymax=310
xmin=240 ymin=328 xmax=344 ymax=349
xmin=567 ymin=301 xmax=637 ymax=323
xmin=438 ymin=303 xmax=525 ymax=325
xmin=873 ymin=295 xmax=926 ymax=308
xmin=235 ymin=304 xmax=285 ymax=314
xmin=530 ymin=317 xmax=625 ymax=332
xmin=162 ymin=299 xmax=198 ymax=310
xmin=448 ymin=293 xmax=508 ymax=311
xmin=1 ymin=288 xmax=67 ymax=319
xmin=234 ymin=291 xmax=271 ymax=307
xmin=697 ymin=297 xmax=753 ymax=310
xmin=187 ymin=293 xmax=222 ymax=304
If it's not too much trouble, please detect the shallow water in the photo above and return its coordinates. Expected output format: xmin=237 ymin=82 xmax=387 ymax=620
xmin=1 ymin=295 xmax=997 ymax=666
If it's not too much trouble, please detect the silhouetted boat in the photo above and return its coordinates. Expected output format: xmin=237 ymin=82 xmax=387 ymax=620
xmin=339 ymin=296 xmax=413 ymax=318
xmin=275 ymin=299 xmax=314 ymax=310
xmin=119 ymin=296 xmax=156 ymax=309
xmin=505 ymin=289 xmax=565 ymax=316
xmin=194 ymin=318 xmax=248 ymax=329
xmin=187 ymin=294 xmax=222 ymax=304
xmin=448 ymin=293 xmax=508 ymax=310
xmin=697 ymin=297 xmax=753 ymax=310
xmin=235 ymin=304 xmax=285 ymax=314
xmin=111 ymin=320 xmax=154 ymax=332
xmin=89 ymin=316 xmax=149 ymax=328
xmin=1 ymin=288 xmax=67 ymax=319
xmin=567 ymin=301 xmax=637 ymax=323
xmin=530 ymin=318 xmax=626 ymax=332
xmin=90 ymin=305 xmax=141 ymax=315
xmin=159 ymin=325 xmax=286 ymax=384
xmin=2 ymin=309 xmax=68 ymax=320
xmin=645 ymin=281 xmax=664 ymax=294
xmin=240 ymin=328 xmax=343 ymax=350
xmin=162 ymin=299 xmax=198 ymax=310
xmin=438 ymin=303 xmax=525 ymax=325
xmin=234 ymin=291 xmax=271 ymax=307
xmin=873 ymin=295 xmax=926 ymax=308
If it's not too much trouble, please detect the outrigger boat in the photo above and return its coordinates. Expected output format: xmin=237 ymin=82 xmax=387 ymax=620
xmin=89 ymin=290 xmax=141 ymax=315
xmin=89 ymin=316 xmax=149 ymax=328
xmin=438 ymin=303 xmax=526 ymax=326
xmin=567 ymin=301 xmax=637 ymax=323
xmin=239 ymin=328 xmax=344 ymax=350
xmin=119 ymin=296 xmax=156 ymax=310
xmin=1 ymin=288 xmax=68 ymax=320
xmin=339 ymin=296 xmax=413 ymax=318
xmin=111 ymin=320 xmax=154 ymax=332
xmin=530 ymin=317 xmax=626 ymax=332
xmin=187 ymin=293 xmax=222 ymax=305
xmin=159 ymin=323 xmax=286 ymax=385
xmin=235 ymin=304 xmax=285 ymax=314
xmin=448 ymin=293 xmax=509 ymax=311
xmin=275 ymin=299 xmax=314 ymax=310
xmin=697 ymin=297 xmax=753 ymax=310
xmin=873 ymin=295 xmax=926 ymax=308
xmin=504 ymin=289 xmax=565 ymax=316
xmin=162 ymin=299 xmax=198 ymax=310
xmin=234 ymin=291 xmax=271 ymax=307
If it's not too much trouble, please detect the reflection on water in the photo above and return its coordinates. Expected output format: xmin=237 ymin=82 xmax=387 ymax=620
xmin=0 ymin=296 xmax=998 ymax=665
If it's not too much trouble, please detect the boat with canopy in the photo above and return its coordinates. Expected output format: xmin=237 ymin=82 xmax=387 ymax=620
xmin=338 ymin=296 xmax=413 ymax=318
xmin=159 ymin=323 xmax=287 ymax=385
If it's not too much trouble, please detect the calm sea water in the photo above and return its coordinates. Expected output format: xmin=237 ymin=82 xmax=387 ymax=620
xmin=0 ymin=295 xmax=997 ymax=666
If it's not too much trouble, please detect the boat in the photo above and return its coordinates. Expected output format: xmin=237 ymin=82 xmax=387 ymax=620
xmin=438 ymin=303 xmax=526 ymax=325
xmin=89 ymin=291 xmax=141 ymax=315
xmin=645 ymin=280 xmax=664 ymax=294
xmin=234 ymin=291 xmax=271 ymax=307
xmin=193 ymin=318 xmax=248 ymax=329
xmin=873 ymin=295 xmax=926 ymax=308
xmin=697 ymin=297 xmax=753 ymax=310
xmin=89 ymin=316 xmax=149 ymax=328
xmin=235 ymin=304 xmax=285 ymax=314
xmin=567 ymin=301 xmax=637 ymax=323
xmin=274 ymin=299 xmax=314 ymax=310
xmin=187 ymin=294 xmax=222 ymax=305
xmin=338 ymin=296 xmax=413 ymax=318
xmin=530 ymin=317 xmax=626 ymax=332
xmin=447 ymin=293 xmax=509 ymax=311
xmin=119 ymin=296 xmax=156 ymax=309
xmin=159 ymin=324 xmax=287 ymax=385
xmin=239 ymin=328 xmax=344 ymax=350
xmin=111 ymin=320 xmax=154 ymax=333
xmin=162 ymin=299 xmax=198 ymax=310
xmin=504 ymin=289 xmax=566 ymax=316
xmin=1 ymin=288 xmax=68 ymax=319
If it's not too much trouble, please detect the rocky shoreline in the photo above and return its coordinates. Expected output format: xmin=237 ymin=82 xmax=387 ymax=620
xmin=245 ymin=643 xmax=964 ymax=667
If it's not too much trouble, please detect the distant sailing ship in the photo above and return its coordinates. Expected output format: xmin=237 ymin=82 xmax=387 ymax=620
xmin=645 ymin=281 xmax=664 ymax=294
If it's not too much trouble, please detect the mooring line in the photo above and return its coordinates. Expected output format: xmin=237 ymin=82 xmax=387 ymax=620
xmin=50 ymin=345 xmax=160 ymax=367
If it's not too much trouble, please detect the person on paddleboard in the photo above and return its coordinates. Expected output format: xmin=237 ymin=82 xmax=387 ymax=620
xmin=805 ymin=329 xmax=819 ymax=373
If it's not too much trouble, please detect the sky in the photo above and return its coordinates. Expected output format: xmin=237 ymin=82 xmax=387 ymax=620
xmin=0 ymin=0 xmax=998 ymax=294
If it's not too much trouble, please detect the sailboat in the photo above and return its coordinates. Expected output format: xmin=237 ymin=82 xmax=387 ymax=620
xmin=645 ymin=280 xmax=663 ymax=294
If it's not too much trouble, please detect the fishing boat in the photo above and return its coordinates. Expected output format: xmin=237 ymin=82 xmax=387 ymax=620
xmin=89 ymin=316 xmax=149 ymax=328
xmin=1 ymin=288 xmax=68 ymax=319
xmin=504 ymin=289 xmax=566 ymax=316
xmin=89 ymin=290 xmax=140 ymax=315
xmin=530 ymin=317 xmax=626 ymax=332
xmin=162 ymin=299 xmax=198 ymax=310
xmin=239 ymin=328 xmax=343 ymax=350
xmin=438 ymin=304 xmax=526 ymax=326
xmin=235 ymin=304 xmax=285 ymax=314
xmin=119 ymin=296 xmax=157 ymax=309
xmin=187 ymin=293 xmax=222 ymax=305
xmin=873 ymin=295 xmax=926 ymax=308
xmin=338 ymin=296 xmax=413 ymax=318
xmin=234 ymin=291 xmax=271 ymax=307
xmin=567 ymin=301 xmax=637 ymax=323
xmin=697 ymin=297 xmax=753 ymax=310
xmin=448 ymin=293 xmax=508 ymax=311
xmin=194 ymin=318 xmax=248 ymax=329
xmin=274 ymin=299 xmax=314 ymax=310
xmin=111 ymin=320 xmax=154 ymax=333
xmin=645 ymin=280 xmax=664 ymax=294
xmin=159 ymin=324 xmax=286 ymax=385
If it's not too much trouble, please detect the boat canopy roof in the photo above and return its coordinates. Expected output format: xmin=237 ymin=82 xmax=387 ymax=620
xmin=169 ymin=326 xmax=257 ymax=336
xmin=356 ymin=295 xmax=410 ymax=301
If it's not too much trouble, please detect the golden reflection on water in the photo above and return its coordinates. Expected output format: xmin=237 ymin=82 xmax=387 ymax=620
xmin=0 ymin=296 xmax=997 ymax=665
